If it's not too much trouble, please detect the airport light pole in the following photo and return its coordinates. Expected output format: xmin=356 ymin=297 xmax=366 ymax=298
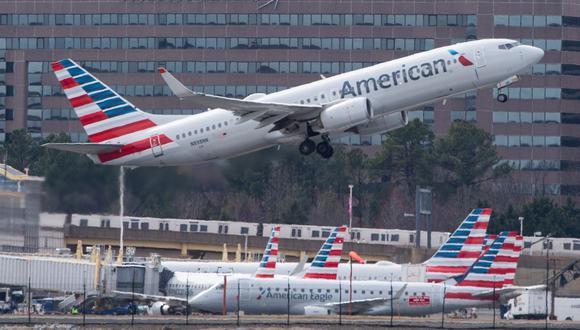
xmin=118 ymin=166 xmax=125 ymax=264
xmin=518 ymin=216 xmax=524 ymax=236
xmin=348 ymin=184 xmax=354 ymax=231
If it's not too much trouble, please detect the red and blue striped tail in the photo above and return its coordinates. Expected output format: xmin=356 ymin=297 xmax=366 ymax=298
xmin=51 ymin=59 xmax=174 ymax=163
xmin=303 ymin=226 xmax=347 ymax=280
xmin=255 ymin=226 xmax=281 ymax=278
xmin=498 ymin=233 xmax=523 ymax=286
xmin=453 ymin=231 xmax=513 ymax=289
xmin=424 ymin=208 xmax=491 ymax=282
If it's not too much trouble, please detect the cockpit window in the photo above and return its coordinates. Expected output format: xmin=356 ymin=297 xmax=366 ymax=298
xmin=499 ymin=42 xmax=520 ymax=50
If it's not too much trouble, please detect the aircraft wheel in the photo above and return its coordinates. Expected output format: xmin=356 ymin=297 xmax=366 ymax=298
xmin=497 ymin=93 xmax=508 ymax=103
xmin=299 ymin=139 xmax=316 ymax=155
xmin=316 ymin=142 xmax=334 ymax=159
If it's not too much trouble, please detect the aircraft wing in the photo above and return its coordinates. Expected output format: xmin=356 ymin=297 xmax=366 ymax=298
xmin=471 ymin=284 xmax=546 ymax=299
xmin=42 ymin=143 xmax=123 ymax=154
xmin=158 ymin=67 xmax=327 ymax=128
xmin=322 ymin=284 xmax=407 ymax=314
xmin=322 ymin=297 xmax=392 ymax=314
xmin=112 ymin=290 xmax=187 ymax=303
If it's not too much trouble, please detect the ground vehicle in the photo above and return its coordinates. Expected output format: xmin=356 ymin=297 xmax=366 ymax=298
xmin=75 ymin=297 xmax=137 ymax=315
xmin=504 ymin=291 xmax=580 ymax=321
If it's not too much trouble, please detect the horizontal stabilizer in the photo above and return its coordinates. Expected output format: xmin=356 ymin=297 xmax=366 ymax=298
xmin=42 ymin=143 xmax=123 ymax=154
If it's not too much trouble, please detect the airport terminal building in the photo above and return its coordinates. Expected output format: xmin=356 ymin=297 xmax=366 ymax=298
xmin=0 ymin=0 xmax=579 ymax=201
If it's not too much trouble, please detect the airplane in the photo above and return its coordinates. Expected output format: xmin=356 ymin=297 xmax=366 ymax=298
xmin=187 ymin=231 xmax=543 ymax=316
xmin=162 ymin=208 xmax=491 ymax=283
xmin=113 ymin=225 xmax=281 ymax=314
xmin=116 ymin=225 xmax=349 ymax=314
xmin=43 ymin=39 xmax=544 ymax=166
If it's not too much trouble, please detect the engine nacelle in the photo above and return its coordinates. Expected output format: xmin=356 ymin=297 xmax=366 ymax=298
xmin=148 ymin=301 xmax=171 ymax=315
xmin=319 ymin=97 xmax=373 ymax=133
xmin=349 ymin=111 xmax=408 ymax=135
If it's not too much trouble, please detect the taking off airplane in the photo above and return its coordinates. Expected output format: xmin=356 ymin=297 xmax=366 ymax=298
xmin=44 ymin=39 xmax=543 ymax=166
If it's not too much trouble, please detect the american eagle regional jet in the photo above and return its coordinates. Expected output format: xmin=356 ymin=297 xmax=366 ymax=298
xmin=44 ymin=39 xmax=543 ymax=166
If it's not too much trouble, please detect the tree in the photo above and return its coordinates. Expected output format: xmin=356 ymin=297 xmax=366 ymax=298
xmin=434 ymin=121 xmax=510 ymax=203
xmin=373 ymin=119 xmax=434 ymax=197
xmin=3 ymin=129 xmax=40 ymax=171
xmin=34 ymin=133 xmax=119 ymax=213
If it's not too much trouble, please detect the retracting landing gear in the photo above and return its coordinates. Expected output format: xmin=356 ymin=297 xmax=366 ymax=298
xmin=497 ymin=93 xmax=508 ymax=103
xmin=298 ymin=124 xmax=333 ymax=159
xmin=316 ymin=134 xmax=334 ymax=159
xmin=496 ymin=75 xmax=519 ymax=103
xmin=299 ymin=139 xmax=316 ymax=155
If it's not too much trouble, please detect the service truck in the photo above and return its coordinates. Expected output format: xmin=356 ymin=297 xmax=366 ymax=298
xmin=504 ymin=291 xmax=580 ymax=321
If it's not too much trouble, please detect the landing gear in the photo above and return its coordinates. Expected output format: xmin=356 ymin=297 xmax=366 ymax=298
xmin=316 ymin=141 xmax=334 ymax=159
xmin=299 ymin=139 xmax=316 ymax=155
xmin=497 ymin=93 xmax=508 ymax=103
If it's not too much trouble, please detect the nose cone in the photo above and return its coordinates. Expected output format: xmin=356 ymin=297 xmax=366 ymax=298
xmin=522 ymin=45 xmax=544 ymax=65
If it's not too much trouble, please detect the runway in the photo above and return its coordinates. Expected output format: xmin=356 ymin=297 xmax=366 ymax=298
xmin=1 ymin=314 xmax=579 ymax=329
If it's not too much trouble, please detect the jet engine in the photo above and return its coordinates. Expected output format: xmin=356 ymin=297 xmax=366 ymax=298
xmin=148 ymin=301 xmax=171 ymax=315
xmin=348 ymin=111 xmax=408 ymax=135
xmin=319 ymin=97 xmax=373 ymax=132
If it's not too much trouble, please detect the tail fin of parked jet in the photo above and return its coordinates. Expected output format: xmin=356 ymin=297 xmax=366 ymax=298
xmin=303 ymin=226 xmax=347 ymax=280
xmin=50 ymin=59 xmax=158 ymax=143
xmin=423 ymin=208 xmax=491 ymax=282
xmin=444 ymin=231 xmax=534 ymax=301
xmin=452 ymin=231 xmax=511 ymax=289
xmin=496 ymin=233 xmax=523 ymax=286
xmin=254 ymin=226 xmax=281 ymax=278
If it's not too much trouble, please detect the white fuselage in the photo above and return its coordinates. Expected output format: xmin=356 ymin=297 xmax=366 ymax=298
xmin=162 ymin=261 xmax=403 ymax=281
xmin=101 ymin=39 xmax=542 ymax=166
xmin=190 ymin=276 xmax=501 ymax=316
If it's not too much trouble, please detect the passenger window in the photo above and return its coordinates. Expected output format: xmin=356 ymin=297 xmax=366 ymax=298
xmin=188 ymin=131 xmax=192 ymax=136
xmin=200 ymin=128 xmax=204 ymax=133
xmin=224 ymin=121 xmax=228 ymax=126
xmin=181 ymin=133 xmax=186 ymax=138
xmin=212 ymin=124 xmax=216 ymax=129
xmin=206 ymin=126 xmax=209 ymax=131
xmin=176 ymin=135 xmax=180 ymax=140
xmin=194 ymin=130 xmax=197 ymax=134
xmin=218 ymin=123 xmax=222 ymax=128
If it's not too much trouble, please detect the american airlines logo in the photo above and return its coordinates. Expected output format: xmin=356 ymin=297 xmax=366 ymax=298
xmin=257 ymin=289 xmax=333 ymax=302
xmin=341 ymin=58 xmax=449 ymax=98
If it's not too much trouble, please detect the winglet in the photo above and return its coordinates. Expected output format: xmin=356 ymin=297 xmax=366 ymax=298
xmin=158 ymin=67 xmax=195 ymax=99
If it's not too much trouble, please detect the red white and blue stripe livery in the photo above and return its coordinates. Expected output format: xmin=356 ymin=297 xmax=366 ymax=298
xmin=423 ymin=208 xmax=491 ymax=283
xmin=303 ymin=226 xmax=347 ymax=280
xmin=255 ymin=226 xmax=281 ymax=278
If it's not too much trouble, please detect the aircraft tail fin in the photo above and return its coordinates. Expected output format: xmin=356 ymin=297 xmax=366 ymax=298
xmin=254 ymin=226 xmax=281 ymax=278
xmin=495 ymin=232 xmax=523 ymax=287
xmin=303 ymin=226 xmax=347 ymax=280
xmin=423 ymin=208 xmax=491 ymax=282
xmin=51 ymin=59 xmax=157 ymax=143
xmin=452 ymin=231 xmax=515 ymax=289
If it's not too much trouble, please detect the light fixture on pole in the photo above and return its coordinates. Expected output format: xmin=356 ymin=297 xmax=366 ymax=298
xmin=348 ymin=184 xmax=354 ymax=230
xmin=518 ymin=216 xmax=524 ymax=237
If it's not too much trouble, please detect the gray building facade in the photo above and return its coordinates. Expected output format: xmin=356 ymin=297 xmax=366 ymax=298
xmin=0 ymin=0 xmax=579 ymax=201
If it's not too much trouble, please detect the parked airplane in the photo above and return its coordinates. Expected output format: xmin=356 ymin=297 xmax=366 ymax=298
xmin=113 ymin=225 xmax=281 ymax=314
xmin=118 ymin=225 xmax=349 ymax=314
xmin=163 ymin=208 xmax=491 ymax=283
xmin=188 ymin=231 xmax=542 ymax=316
xmin=44 ymin=39 xmax=543 ymax=166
